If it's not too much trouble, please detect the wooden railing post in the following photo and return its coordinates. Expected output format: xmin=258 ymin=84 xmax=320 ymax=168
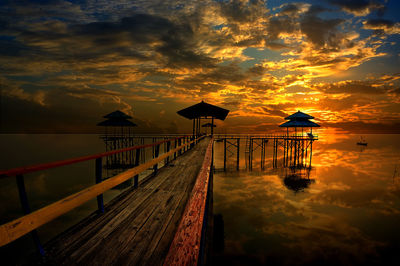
xmin=174 ymin=139 xmax=177 ymax=160
xmin=134 ymin=148 xmax=140 ymax=188
xmin=95 ymin=158 xmax=105 ymax=213
xmin=166 ymin=141 xmax=171 ymax=165
xmin=153 ymin=144 xmax=160 ymax=173
xmin=16 ymin=175 xmax=45 ymax=256
xmin=178 ymin=139 xmax=182 ymax=156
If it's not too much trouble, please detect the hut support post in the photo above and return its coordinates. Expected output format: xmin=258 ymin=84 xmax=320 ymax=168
xmin=16 ymin=174 xmax=45 ymax=256
xmin=192 ymin=119 xmax=195 ymax=145
xmin=250 ymin=138 xmax=253 ymax=170
xmin=224 ymin=138 xmax=227 ymax=171
xmin=309 ymin=141 xmax=313 ymax=169
xmin=95 ymin=158 xmax=105 ymax=214
xmin=211 ymin=117 xmax=214 ymax=136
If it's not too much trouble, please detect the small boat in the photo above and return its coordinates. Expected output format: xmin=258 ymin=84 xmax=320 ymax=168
xmin=357 ymin=136 xmax=368 ymax=146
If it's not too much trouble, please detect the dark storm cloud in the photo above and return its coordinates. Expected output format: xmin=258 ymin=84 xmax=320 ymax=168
xmin=327 ymin=0 xmax=385 ymax=16
xmin=300 ymin=6 xmax=344 ymax=47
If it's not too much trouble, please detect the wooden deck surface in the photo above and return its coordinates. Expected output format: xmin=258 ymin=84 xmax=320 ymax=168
xmin=43 ymin=138 xmax=211 ymax=265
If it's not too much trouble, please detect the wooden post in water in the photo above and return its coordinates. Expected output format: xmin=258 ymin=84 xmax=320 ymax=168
xmin=273 ymin=138 xmax=276 ymax=168
xmin=283 ymin=138 xmax=286 ymax=167
xmin=260 ymin=139 xmax=264 ymax=169
xmin=223 ymin=138 xmax=227 ymax=171
xmin=250 ymin=138 xmax=253 ymax=170
xmin=309 ymin=140 xmax=313 ymax=169
xmin=237 ymin=138 xmax=240 ymax=171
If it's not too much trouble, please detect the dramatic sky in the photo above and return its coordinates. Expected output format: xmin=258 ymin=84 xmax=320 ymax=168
xmin=1 ymin=0 xmax=399 ymax=133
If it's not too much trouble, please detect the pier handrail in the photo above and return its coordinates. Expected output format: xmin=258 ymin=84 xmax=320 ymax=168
xmin=0 ymin=135 xmax=204 ymax=247
xmin=0 ymin=135 xmax=188 ymax=178
xmin=164 ymin=137 xmax=213 ymax=265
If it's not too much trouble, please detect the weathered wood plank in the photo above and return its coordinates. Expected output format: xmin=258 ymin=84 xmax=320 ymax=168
xmin=163 ymin=138 xmax=213 ymax=266
xmin=40 ymin=137 xmax=212 ymax=265
xmin=0 ymin=137 xmax=202 ymax=247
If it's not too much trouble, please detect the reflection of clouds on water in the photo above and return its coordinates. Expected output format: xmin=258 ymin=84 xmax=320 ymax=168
xmin=263 ymin=217 xmax=384 ymax=265
xmin=214 ymin=134 xmax=400 ymax=264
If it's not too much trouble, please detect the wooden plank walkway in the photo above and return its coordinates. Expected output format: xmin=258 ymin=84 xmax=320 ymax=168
xmin=42 ymin=138 xmax=211 ymax=265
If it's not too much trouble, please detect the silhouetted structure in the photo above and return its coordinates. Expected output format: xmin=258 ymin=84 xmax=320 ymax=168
xmin=279 ymin=110 xmax=320 ymax=136
xmin=214 ymin=111 xmax=320 ymax=171
xmin=278 ymin=111 xmax=319 ymax=168
xmin=97 ymin=111 xmax=138 ymax=180
xmin=177 ymin=101 xmax=229 ymax=137
xmin=202 ymin=122 xmax=216 ymax=135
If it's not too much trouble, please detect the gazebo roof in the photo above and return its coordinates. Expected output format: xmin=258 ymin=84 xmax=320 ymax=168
xmin=177 ymin=101 xmax=229 ymax=120
xmin=97 ymin=119 xmax=137 ymax=127
xmin=103 ymin=110 xmax=132 ymax=119
xmin=279 ymin=120 xmax=320 ymax=128
xmin=285 ymin=111 xmax=314 ymax=120
xmin=202 ymin=123 xmax=217 ymax=127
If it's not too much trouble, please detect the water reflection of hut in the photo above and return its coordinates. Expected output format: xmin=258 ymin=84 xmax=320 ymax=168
xmin=283 ymin=169 xmax=315 ymax=193
xmin=97 ymin=110 xmax=138 ymax=186
xmin=177 ymin=101 xmax=229 ymax=137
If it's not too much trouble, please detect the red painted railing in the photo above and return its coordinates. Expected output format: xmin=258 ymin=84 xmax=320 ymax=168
xmin=0 ymin=136 xmax=189 ymax=178
xmin=0 ymin=135 xmax=198 ymax=255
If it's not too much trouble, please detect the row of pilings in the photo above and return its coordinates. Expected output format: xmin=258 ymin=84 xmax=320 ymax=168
xmin=219 ymin=135 xmax=315 ymax=171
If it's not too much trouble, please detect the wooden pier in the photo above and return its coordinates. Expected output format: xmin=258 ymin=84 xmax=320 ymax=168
xmin=0 ymin=136 xmax=213 ymax=265
xmin=215 ymin=134 xmax=318 ymax=171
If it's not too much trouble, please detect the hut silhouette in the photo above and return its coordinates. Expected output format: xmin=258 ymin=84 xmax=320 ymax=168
xmin=279 ymin=111 xmax=320 ymax=136
xmin=97 ymin=110 xmax=138 ymax=182
xmin=177 ymin=101 xmax=229 ymax=137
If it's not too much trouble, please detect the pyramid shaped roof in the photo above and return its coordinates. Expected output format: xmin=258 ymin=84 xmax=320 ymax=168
xmin=177 ymin=101 xmax=229 ymax=120
xmin=103 ymin=110 xmax=132 ymax=119
xmin=285 ymin=111 xmax=314 ymax=120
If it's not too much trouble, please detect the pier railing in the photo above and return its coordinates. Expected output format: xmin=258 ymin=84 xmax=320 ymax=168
xmin=0 ymin=135 xmax=204 ymax=253
xmin=214 ymin=133 xmax=318 ymax=140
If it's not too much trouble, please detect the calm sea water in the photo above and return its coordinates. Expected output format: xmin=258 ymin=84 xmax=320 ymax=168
xmin=213 ymin=133 xmax=400 ymax=265
xmin=0 ymin=133 xmax=399 ymax=265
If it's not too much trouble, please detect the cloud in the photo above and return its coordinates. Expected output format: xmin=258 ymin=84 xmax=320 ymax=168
xmin=363 ymin=19 xmax=400 ymax=35
xmin=0 ymin=0 xmax=399 ymax=133
xmin=327 ymin=0 xmax=386 ymax=16
xmin=300 ymin=6 xmax=344 ymax=47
